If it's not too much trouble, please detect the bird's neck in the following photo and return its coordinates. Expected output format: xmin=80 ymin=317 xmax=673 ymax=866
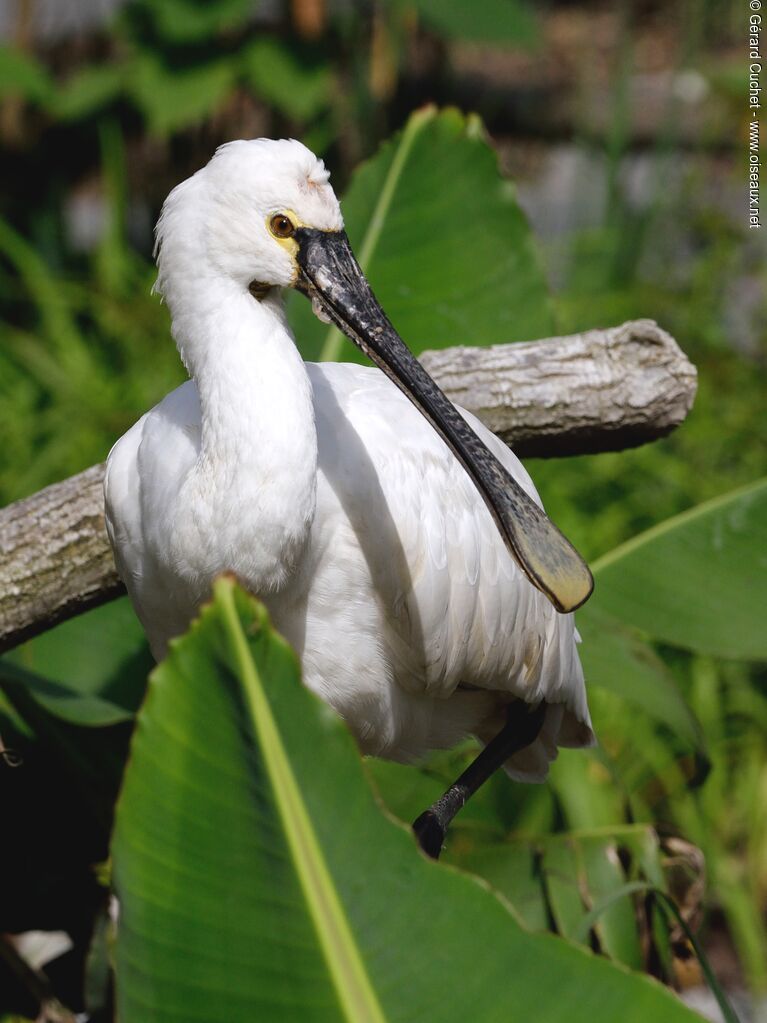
xmin=170 ymin=277 xmax=318 ymax=591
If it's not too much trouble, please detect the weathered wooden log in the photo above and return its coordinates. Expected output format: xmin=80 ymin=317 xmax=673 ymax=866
xmin=420 ymin=319 xmax=697 ymax=457
xmin=0 ymin=464 xmax=125 ymax=653
xmin=0 ymin=319 xmax=696 ymax=653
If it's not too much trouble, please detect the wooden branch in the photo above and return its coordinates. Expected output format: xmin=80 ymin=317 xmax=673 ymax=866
xmin=0 ymin=464 xmax=125 ymax=654
xmin=0 ymin=319 xmax=696 ymax=653
xmin=420 ymin=319 xmax=697 ymax=458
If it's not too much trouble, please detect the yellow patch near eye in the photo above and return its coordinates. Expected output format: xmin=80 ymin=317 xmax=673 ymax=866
xmin=267 ymin=209 xmax=306 ymax=256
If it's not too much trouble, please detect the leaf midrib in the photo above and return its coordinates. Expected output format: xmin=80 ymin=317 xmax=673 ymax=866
xmin=218 ymin=580 xmax=387 ymax=1023
xmin=591 ymin=477 xmax=767 ymax=575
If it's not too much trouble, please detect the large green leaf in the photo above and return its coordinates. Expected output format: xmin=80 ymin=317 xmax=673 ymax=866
xmin=2 ymin=597 xmax=150 ymax=725
xmin=113 ymin=578 xmax=703 ymax=1022
xmin=576 ymin=603 xmax=706 ymax=756
xmin=591 ymin=479 xmax=767 ymax=661
xmin=0 ymin=660 xmax=132 ymax=727
xmin=287 ymin=106 xmax=553 ymax=362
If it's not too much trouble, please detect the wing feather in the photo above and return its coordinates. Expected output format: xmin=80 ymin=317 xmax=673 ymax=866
xmin=308 ymin=361 xmax=593 ymax=756
xmin=104 ymin=381 xmax=201 ymax=657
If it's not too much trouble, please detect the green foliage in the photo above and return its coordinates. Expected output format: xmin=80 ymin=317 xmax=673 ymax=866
xmin=112 ymin=578 xmax=704 ymax=1022
xmin=145 ymin=0 xmax=256 ymax=43
xmin=0 ymin=163 xmax=183 ymax=501
xmin=128 ymin=53 xmax=237 ymax=137
xmin=0 ymin=1 xmax=336 ymax=150
xmin=3 ymin=598 xmax=149 ymax=725
xmin=410 ymin=0 xmax=539 ymax=46
xmin=0 ymin=46 xmax=52 ymax=101
xmin=241 ymin=37 xmax=334 ymax=122
xmin=666 ymin=655 xmax=767 ymax=991
xmin=592 ymin=479 xmax=767 ymax=660
xmin=572 ymin=484 xmax=767 ymax=989
xmin=447 ymin=824 xmax=665 ymax=970
xmin=576 ymin=604 xmax=706 ymax=758
xmin=52 ymin=64 xmax=125 ymax=121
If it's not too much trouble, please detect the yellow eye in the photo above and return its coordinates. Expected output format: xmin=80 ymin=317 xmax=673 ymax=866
xmin=269 ymin=213 xmax=296 ymax=239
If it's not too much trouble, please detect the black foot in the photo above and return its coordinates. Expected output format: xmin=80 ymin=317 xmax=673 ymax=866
xmin=411 ymin=702 xmax=547 ymax=862
xmin=412 ymin=809 xmax=445 ymax=859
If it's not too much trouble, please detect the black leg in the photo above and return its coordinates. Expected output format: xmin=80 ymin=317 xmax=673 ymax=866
xmin=412 ymin=701 xmax=546 ymax=859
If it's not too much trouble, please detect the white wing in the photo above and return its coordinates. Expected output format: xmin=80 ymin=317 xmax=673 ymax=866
xmin=307 ymin=362 xmax=593 ymax=778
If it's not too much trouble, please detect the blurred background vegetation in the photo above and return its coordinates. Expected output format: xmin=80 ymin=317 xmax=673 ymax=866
xmin=0 ymin=0 xmax=764 ymax=1019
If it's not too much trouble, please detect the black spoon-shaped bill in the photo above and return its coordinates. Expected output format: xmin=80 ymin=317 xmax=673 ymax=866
xmin=294 ymin=228 xmax=594 ymax=614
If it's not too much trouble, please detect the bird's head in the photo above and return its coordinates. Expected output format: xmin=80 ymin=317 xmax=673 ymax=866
xmin=154 ymin=138 xmax=343 ymax=296
xmin=154 ymin=137 xmax=594 ymax=615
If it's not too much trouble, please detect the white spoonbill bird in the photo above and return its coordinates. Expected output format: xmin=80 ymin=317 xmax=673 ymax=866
xmin=105 ymin=138 xmax=595 ymax=857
